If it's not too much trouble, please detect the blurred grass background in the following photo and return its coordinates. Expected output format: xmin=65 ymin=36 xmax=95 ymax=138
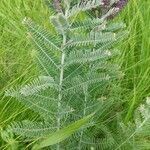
xmin=0 ymin=0 xmax=150 ymax=146
xmin=116 ymin=0 xmax=150 ymax=122
xmin=0 ymin=1 xmax=51 ymax=146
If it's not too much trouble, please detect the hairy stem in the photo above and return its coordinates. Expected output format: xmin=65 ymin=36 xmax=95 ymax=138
xmin=56 ymin=34 xmax=66 ymax=150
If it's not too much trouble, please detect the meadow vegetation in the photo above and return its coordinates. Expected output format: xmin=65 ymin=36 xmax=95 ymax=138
xmin=0 ymin=0 xmax=150 ymax=149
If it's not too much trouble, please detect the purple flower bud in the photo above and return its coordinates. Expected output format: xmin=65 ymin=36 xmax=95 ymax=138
xmin=103 ymin=0 xmax=110 ymax=7
xmin=113 ymin=0 xmax=128 ymax=10
xmin=105 ymin=0 xmax=128 ymax=19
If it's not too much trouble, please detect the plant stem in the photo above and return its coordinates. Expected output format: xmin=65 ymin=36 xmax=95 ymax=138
xmin=56 ymin=34 xmax=66 ymax=150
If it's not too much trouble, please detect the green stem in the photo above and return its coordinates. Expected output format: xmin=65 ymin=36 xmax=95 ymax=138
xmin=56 ymin=34 xmax=66 ymax=150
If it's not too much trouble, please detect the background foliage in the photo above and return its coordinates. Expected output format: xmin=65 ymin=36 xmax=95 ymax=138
xmin=0 ymin=0 xmax=150 ymax=149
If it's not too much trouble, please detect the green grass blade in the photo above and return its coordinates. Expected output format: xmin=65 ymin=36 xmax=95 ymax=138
xmin=32 ymin=113 xmax=94 ymax=149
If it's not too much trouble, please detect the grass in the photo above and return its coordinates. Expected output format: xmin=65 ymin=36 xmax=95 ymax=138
xmin=0 ymin=0 xmax=150 ymax=148
xmin=0 ymin=1 xmax=51 ymax=146
xmin=116 ymin=0 xmax=150 ymax=122
xmin=0 ymin=0 xmax=53 ymax=147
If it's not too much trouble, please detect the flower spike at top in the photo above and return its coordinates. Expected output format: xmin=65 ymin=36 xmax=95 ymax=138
xmin=102 ymin=0 xmax=128 ymax=19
